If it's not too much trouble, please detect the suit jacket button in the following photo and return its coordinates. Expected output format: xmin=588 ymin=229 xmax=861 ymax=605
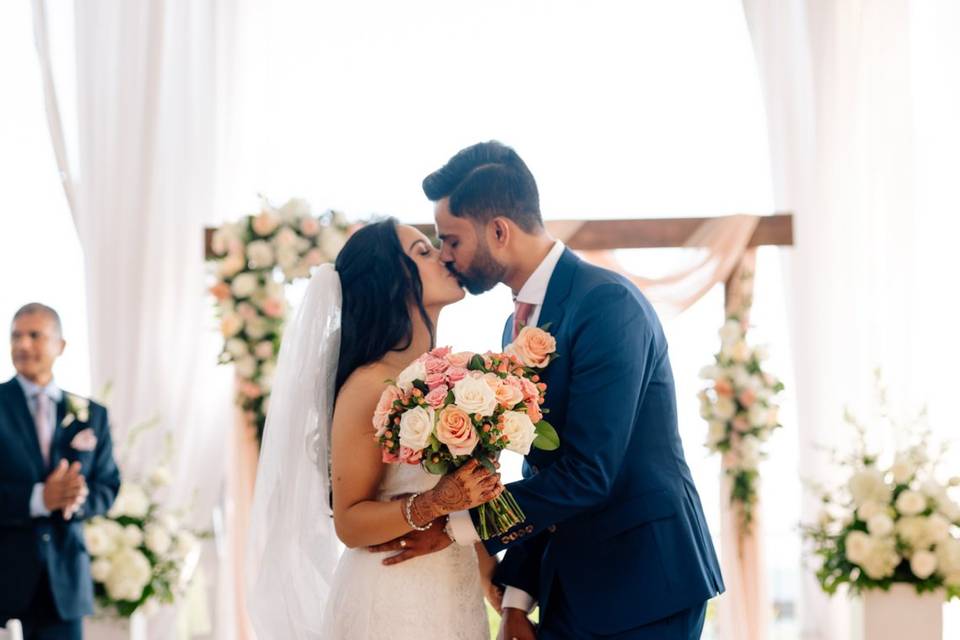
xmin=547 ymin=525 xmax=557 ymax=533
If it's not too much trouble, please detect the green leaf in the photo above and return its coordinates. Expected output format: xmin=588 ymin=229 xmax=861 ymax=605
xmin=532 ymin=420 xmax=560 ymax=451
xmin=468 ymin=354 xmax=486 ymax=371
xmin=423 ymin=458 xmax=450 ymax=475
xmin=477 ymin=456 xmax=497 ymax=473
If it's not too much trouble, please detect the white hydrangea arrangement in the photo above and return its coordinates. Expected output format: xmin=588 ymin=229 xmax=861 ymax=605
xmin=698 ymin=315 xmax=784 ymax=529
xmin=207 ymin=197 xmax=350 ymax=442
xmin=84 ymin=428 xmax=205 ymax=618
xmin=804 ymin=377 xmax=960 ymax=600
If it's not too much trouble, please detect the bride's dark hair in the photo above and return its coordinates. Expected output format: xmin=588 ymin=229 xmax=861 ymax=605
xmin=333 ymin=218 xmax=434 ymax=396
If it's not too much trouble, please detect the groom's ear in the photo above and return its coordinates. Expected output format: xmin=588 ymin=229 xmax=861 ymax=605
xmin=491 ymin=217 xmax=511 ymax=246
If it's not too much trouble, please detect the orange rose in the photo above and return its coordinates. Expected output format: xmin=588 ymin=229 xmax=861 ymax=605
xmin=507 ymin=327 xmax=556 ymax=368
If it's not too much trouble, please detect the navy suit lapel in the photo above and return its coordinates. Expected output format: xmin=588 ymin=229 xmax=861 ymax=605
xmin=49 ymin=396 xmax=70 ymax=472
xmin=1 ymin=378 xmax=46 ymax=476
xmin=535 ymin=248 xmax=579 ymax=334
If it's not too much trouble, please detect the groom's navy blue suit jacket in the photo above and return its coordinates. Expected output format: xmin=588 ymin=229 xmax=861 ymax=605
xmin=484 ymin=249 xmax=724 ymax=634
xmin=0 ymin=378 xmax=120 ymax=621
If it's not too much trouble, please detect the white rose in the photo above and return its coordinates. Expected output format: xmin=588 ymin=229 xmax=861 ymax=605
xmin=895 ymin=490 xmax=927 ymax=516
xmin=279 ymin=198 xmax=311 ymax=221
xmin=84 ymin=520 xmax=118 ymax=557
xmin=122 ymin=524 xmax=144 ymax=548
xmin=273 ymin=226 xmax=300 ymax=249
xmin=848 ymin=469 xmax=891 ymax=507
xmin=230 ymin=273 xmax=259 ymax=299
xmin=890 ymin=456 xmax=915 ymax=484
xmin=245 ymin=318 xmax=269 ymax=340
xmin=157 ymin=512 xmax=179 ymax=533
xmin=104 ymin=548 xmax=151 ymax=602
xmin=861 ymin=537 xmax=900 ymax=580
xmin=398 ymin=406 xmax=435 ymax=451
xmin=225 ymin=338 xmax=248 ymax=359
xmin=109 ymin=483 xmax=150 ymax=519
xmin=857 ymin=501 xmax=886 ymax=522
xmin=501 ymin=410 xmax=537 ymax=455
xmin=935 ymin=538 xmax=960 ymax=575
xmin=149 ymin=466 xmax=172 ymax=487
xmin=706 ymin=421 xmax=727 ymax=447
xmin=234 ymin=356 xmax=257 ymax=379
xmin=939 ymin=498 xmax=960 ymax=522
xmin=731 ymin=341 xmax=751 ymax=364
xmin=452 ymin=374 xmax=499 ymax=418
xmin=220 ymin=312 xmax=243 ymax=338
xmin=867 ymin=513 xmax=894 ymax=537
xmin=91 ymin=558 xmax=112 ymax=582
xmin=144 ymin=524 xmax=172 ymax=555
xmin=218 ymin=253 xmax=245 ymax=278
xmin=731 ymin=366 xmax=752 ymax=390
xmin=910 ymin=550 xmax=938 ymax=579
xmin=246 ymin=240 xmax=275 ymax=269
xmin=845 ymin=530 xmax=871 ymax=564
xmin=719 ymin=319 xmax=742 ymax=346
xmin=748 ymin=403 xmax=769 ymax=428
xmin=713 ymin=397 xmax=736 ymax=421
xmin=254 ymin=341 xmax=274 ymax=360
xmin=897 ymin=516 xmax=937 ymax=549
xmin=396 ymin=359 xmax=427 ymax=393
xmin=926 ymin=514 xmax=951 ymax=544
xmin=738 ymin=437 xmax=761 ymax=470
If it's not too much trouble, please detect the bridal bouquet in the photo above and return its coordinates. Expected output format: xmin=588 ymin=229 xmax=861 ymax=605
xmin=698 ymin=316 xmax=784 ymax=529
xmin=803 ymin=378 xmax=960 ymax=600
xmin=83 ymin=420 xmax=206 ymax=618
xmin=375 ymin=327 xmax=560 ymax=539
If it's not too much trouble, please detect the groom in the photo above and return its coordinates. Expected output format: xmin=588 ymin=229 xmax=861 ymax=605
xmin=375 ymin=141 xmax=723 ymax=638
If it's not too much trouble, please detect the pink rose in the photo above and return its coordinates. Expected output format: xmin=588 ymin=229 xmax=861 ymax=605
xmin=261 ymin=297 xmax=285 ymax=319
xmin=305 ymin=248 xmax=325 ymax=266
xmin=507 ymin=327 xmax=556 ymax=368
xmin=237 ymin=302 xmax=259 ymax=322
xmin=520 ymin=378 xmax=540 ymax=404
xmin=373 ymin=386 xmax=403 ymax=436
xmin=425 ymin=372 xmax=446 ymax=390
xmin=436 ymin=406 xmax=479 ymax=456
xmin=429 ymin=346 xmax=452 ymax=359
xmin=446 ymin=367 xmax=468 ymax=383
xmin=252 ymin=211 xmax=280 ymax=236
xmin=382 ymin=449 xmax=400 ymax=463
xmin=300 ymin=217 xmax=320 ymax=236
xmin=424 ymin=385 xmax=449 ymax=409
xmin=738 ymin=389 xmax=757 ymax=408
xmin=239 ymin=381 xmax=262 ymax=399
xmin=398 ymin=446 xmax=423 ymax=465
xmin=424 ymin=356 xmax=449 ymax=375
xmin=446 ymin=351 xmax=473 ymax=368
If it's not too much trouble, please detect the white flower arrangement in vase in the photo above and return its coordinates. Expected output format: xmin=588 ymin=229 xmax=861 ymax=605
xmin=84 ymin=425 xmax=206 ymax=618
xmin=698 ymin=315 xmax=784 ymax=529
xmin=804 ymin=374 xmax=960 ymax=601
xmin=207 ymin=197 xmax=351 ymax=442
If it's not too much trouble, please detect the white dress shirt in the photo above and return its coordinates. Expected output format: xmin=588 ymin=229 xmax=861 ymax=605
xmin=448 ymin=239 xmax=565 ymax=612
xmin=16 ymin=374 xmax=63 ymax=518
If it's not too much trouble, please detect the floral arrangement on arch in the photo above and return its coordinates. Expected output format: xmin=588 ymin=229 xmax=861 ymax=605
xmin=698 ymin=316 xmax=784 ymax=529
xmin=804 ymin=375 xmax=960 ymax=600
xmin=208 ymin=198 xmax=350 ymax=441
xmin=83 ymin=423 xmax=206 ymax=618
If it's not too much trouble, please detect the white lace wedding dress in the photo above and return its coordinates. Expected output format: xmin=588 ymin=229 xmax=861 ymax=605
xmin=319 ymin=463 xmax=490 ymax=639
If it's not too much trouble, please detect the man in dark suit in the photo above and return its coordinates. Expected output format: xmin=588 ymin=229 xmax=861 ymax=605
xmin=1 ymin=303 xmax=120 ymax=639
xmin=373 ymin=142 xmax=723 ymax=639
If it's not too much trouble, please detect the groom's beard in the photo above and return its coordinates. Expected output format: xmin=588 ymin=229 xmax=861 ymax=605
xmin=452 ymin=244 xmax=506 ymax=295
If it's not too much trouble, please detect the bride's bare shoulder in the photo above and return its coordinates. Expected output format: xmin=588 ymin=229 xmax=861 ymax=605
xmin=335 ymin=362 xmax=395 ymax=411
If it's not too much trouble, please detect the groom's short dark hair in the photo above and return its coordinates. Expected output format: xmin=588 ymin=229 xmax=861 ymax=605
xmin=422 ymin=141 xmax=543 ymax=232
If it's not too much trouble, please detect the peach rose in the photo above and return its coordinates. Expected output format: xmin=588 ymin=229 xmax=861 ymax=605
xmin=305 ymin=248 xmax=326 ymax=266
xmin=483 ymin=372 xmax=503 ymax=392
xmin=210 ymin=282 xmax=231 ymax=301
xmin=519 ymin=377 xmax=540 ymax=404
xmin=252 ymin=210 xmax=280 ymax=236
xmin=732 ymin=414 xmax=750 ymax=432
xmin=495 ymin=382 xmax=524 ymax=409
xmin=382 ymin=449 xmax=400 ymax=463
xmin=424 ymin=385 xmax=449 ymax=409
xmin=436 ymin=406 xmax=479 ymax=456
xmin=715 ymin=379 xmax=734 ymax=398
xmin=507 ymin=327 xmax=556 ymax=368
xmin=300 ymin=217 xmax=320 ymax=236
xmin=261 ymin=297 xmax=285 ymax=319
xmin=220 ymin=313 xmax=243 ymax=338
xmin=525 ymin=402 xmax=543 ymax=424
xmin=446 ymin=351 xmax=473 ymax=368
xmin=373 ymin=386 xmax=403 ymax=436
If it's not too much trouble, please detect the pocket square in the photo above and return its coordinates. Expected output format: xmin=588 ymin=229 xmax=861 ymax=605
xmin=70 ymin=429 xmax=98 ymax=452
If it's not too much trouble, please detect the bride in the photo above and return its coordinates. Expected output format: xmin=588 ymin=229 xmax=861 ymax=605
xmin=246 ymin=219 xmax=503 ymax=639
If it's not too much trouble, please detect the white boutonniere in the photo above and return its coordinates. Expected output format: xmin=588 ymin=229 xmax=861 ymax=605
xmin=62 ymin=394 xmax=91 ymax=428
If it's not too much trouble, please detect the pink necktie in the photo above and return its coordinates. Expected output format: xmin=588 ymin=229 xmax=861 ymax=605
xmin=512 ymin=301 xmax=535 ymax=340
xmin=34 ymin=392 xmax=52 ymax=465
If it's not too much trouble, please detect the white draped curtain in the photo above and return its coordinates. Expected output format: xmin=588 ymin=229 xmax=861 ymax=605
xmin=744 ymin=0 xmax=960 ymax=637
xmin=31 ymin=0 xmax=251 ymax=636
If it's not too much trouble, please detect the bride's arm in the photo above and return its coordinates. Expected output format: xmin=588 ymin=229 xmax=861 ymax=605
xmin=475 ymin=543 xmax=503 ymax=612
xmin=330 ymin=371 xmax=502 ymax=548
